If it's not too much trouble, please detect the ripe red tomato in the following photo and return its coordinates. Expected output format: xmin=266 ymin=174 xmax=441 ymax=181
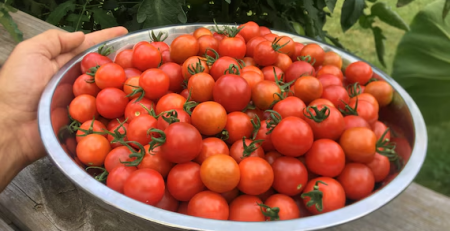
xmin=251 ymin=80 xmax=281 ymax=110
xmin=305 ymin=139 xmax=345 ymax=177
xmin=229 ymin=195 xmax=265 ymax=221
xmin=238 ymin=21 xmax=260 ymax=42
xmin=317 ymin=74 xmax=343 ymax=88
xmin=193 ymin=27 xmax=213 ymax=39
xmin=290 ymin=42 xmax=305 ymax=61
xmin=243 ymin=57 xmax=256 ymax=66
xmin=156 ymin=189 xmax=179 ymax=212
xmin=302 ymin=177 xmax=345 ymax=215
xmin=253 ymin=40 xmax=278 ymax=66
xmin=106 ymin=117 xmax=126 ymax=131
xmin=157 ymin=109 xmax=191 ymax=131
xmin=201 ymin=154 xmax=240 ymax=193
xmin=73 ymin=74 xmax=100 ymax=97
xmin=224 ymin=112 xmax=253 ymax=145
xmin=76 ymin=119 xmax=107 ymax=143
xmin=340 ymin=127 xmax=377 ymax=163
xmin=263 ymin=33 xmax=278 ymax=41
xmin=194 ymin=137 xmax=229 ymax=164
xmin=317 ymin=65 xmax=343 ymax=81
xmin=366 ymin=153 xmax=390 ymax=182
xmin=272 ymin=116 xmax=314 ymax=157
xmin=182 ymin=56 xmax=209 ymax=80
xmin=285 ymin=61 xmax=315 ymax=83
xmin=159 ymin=62 xmax=184 ymax=93
xmin=139 ymin=69 xmax=170 ymax=100
xmin=138 ymin=146 xmax=174 ymax=178
xmin=197 ymin=35 xmax=219 ymax=57
xmin=259 ymin=26 xmax=271 ymax=36
xmin=241 ymin=70 xmax=264 ymax=90
xmin=132 ymin=42 xmax=161 ymax=71
xmin=230 ymin=138 xmax=265 ymax=163
xmin=255 ymin=119 xmax=276 ymax=152
xmin=350 ymin=93 xmax=380 ymax=113
xmin=170 ymin=34 xmax=199 ymax=64
xmin=323 ymin=51 xmax=343 ymax=69
xmin=213 ymin=73 xmax=251 ymax=112
xmin=344 ymin=115 xmax=371 ymax=130
xmin=159 ymin=122 xmax=203 ymax=163
xmin=114 ymin=49 xmax=133 ymax=69
xmin=69 ymin=94 xmax=98 ymax=123
xmin=104 ymin=146 xmax=132 ymax=172
xmin=293 ymin=76 xmax=323 ymax=104
xmin=106 ymin=165 xmax=136 ymax=193
xmin=209 ymin=56 xmax=241 ymax=81
xmin=76 ymin=134 xmax=111 ymax=166
xmin=345 ymin=61 xmax=373 ymax=85
xmin=273 ymin=96 xmax=306 ymax=119
xmin=191 ymin=101 xmax=227 ymax=136
xmin=127 ymin=114 xmax=157 ymax=146
xmin=309 ymin=98 xmax=335 ymax=108
xmin=238 ymin=156 xmax=274 ymax=195
xmin=155 ymin=93 xmax=186 ymax=115
xmin=262 ymin=65 xmax=284 ymax=82
xmin=364 ymin=81 xmax=393 ymax=107
xmin=123 ymin=76 xmax=141 ymax=99
xmin=124 ymin=98 xmax=155 ymax=121
xmin=167 ymin=162 xmax=205 ymax=201
xmin=81 ymin=52 xmax=112 ymax=74
xmin=263 ymin=194 xmax=300 ymax=220
xmin=299 ymin=43 xmax=324 ymax=68
xmin=275 ymin=53 xmax=293 ymax=72
xmin=277 ymin=36 xmax=295 ymax=57
xmin=218 ymin=36 xmax=246 ymax=59
xmin=371 ymin=121 xmax=390 ymax=141
xmin=347 ymin=99 xmax=379 ymax=125
xmin=337 ymin=163 xmax=375 ymax=200
xmin=321 ymin=85 xmax=350 ymax=110
xmin=124 ymin=68 xmax=142 ymax=79
xmin=188 ymin=73 xmax=215 ymax=102
xmin=272 ymin=157 xmax=308 ymax=195
xmin=123 ymin=168 xmax=165 ymax=205
xmin=188 ymin=191 xmax=229 ymax=220
xmin=265 ymin=151 xmax=282 ymax=165
xmin=96 ymin=88 xmax=129 ymax=119
xmin=150 ymin=41 xmax=169 ymax=53
xmin=303 ymin=105 xmax=345 ymax=140
xmin=246 ymin=36 xmax=266 ymax=57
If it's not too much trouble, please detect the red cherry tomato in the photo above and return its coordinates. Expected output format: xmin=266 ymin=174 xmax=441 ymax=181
xmin=271 ymin=116 xmax=314 ymax=157
xmin=132 ymin=42 xmax=161 ymax=71
xmin=229 ymin=195 xmax=265 ymax=221
xmin=188 ymin=191 xmax=229 ymax=220
xmin=159 ymin=62 xmax=184 ymax=93
xmin=238 ymin=156 xmax=274 ymax=195
xmin=170 ymin=34 xmax=199 ymax=64
xmin=272 ymin=157 xmax=308 ymax=196
xmin=337 ymin=163 xmax=375 ymax=200
xmin=123 ymin=168 xmax=165 ymax=205
xmin=305 ymin=139 xmax=345 ymax=177
xmin=213 ymin=73 xmax=251 ymax=112
xmin=96 ymin=88 xmax=129 ymax=119
xmin=73 ymin=74 xmax=101 ymax=97
xmin=114 ymin=49 xmax=133 ymax=69
xmin=194 ymin=137 xmax=230 ymax=164
xmin=167 ymin=162 xmax=205 ymax=201
xmin=139 ymin=68 xmax=170 ymax=100
xmin=107 ymin=165 xmax=136 ymax=194
xmin=302 ymin=177 xmax=345 ymax=215
xmin=263 ymin=194 xmax=300 ymax=220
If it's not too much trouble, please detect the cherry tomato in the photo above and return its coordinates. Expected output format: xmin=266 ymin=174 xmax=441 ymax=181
xmin=317 ymin=74 xmax=343 ymax=88
xmin=81 ymin=52 xmax=112 ymax=74
xmin=305 ymin=139 xmax=345 ymax=177
xmin=277 ymin=36 xmax=295 ymax=57
xmin=213 ymin=73 xmax=251 ymax=112
xmin=364 ymin=81 xmax=393 ymax=107
xmin=114 ymin=49 xmax=133 ymax=69
xmin=293 ymin=76 xmax=323 ymax=104
xmin=197 ymin=35 xmax=219 ymax=57
xmin=124 ymin=97 xmax=155 ymax=121
xmin=372 ymin=121 xmax=391 ymax=141
xmin=350 ymin=93 xmax=380 ymax=113
xmin=345 ymin=61 xmax=373 ymax=85
xmin=242 ymin=65 xmax=264 ymax=77
xmin=132 ymin=42 xmax=161 ymax=71
xmin=229 ymin=195 xmax=265 ymax=221
xmin=191 ymin=101 xmax=227 ymax=136
xmin=76 ymin=134 xmax=111 ymax=166
xmin=273 ymin=96 xmax=306 ymax=119
xmin=138 ymin=146 xmax=174 ymax=178
xmin=182 ymin=56 xmax=209 ymax=80
xmin=303 ymin=105 xmax=345 ymax=140
xmin=241 ymin=70 xmax=264 ymax=91
xmin=157 ymin=109 xmax=191 ymax=131
xmin=230 ymin=138 xmax=265 ymax=163
xmin=155 ymin=93 xmax=186 ymax=115
xmin=188 ymin=73 xmax=215 ymax=102
xmin=194 ymin=137 xmax=230 ymax=164
xmin=272 ymin=116 xmax=314 ymax=157
xmin=263 ymin=194 xmax=300 ymax=220
xmin=170 ymin=34 xmax=199 ymax=64
xmin=159 ymin=62 xmax=184 ymax=93
xmin=188 ymin=191 xmax=229 ymax=220
xmin=262 ymin=65 xmax=284 ymax=82
xmin=338 ymin=163 xmax=375 ymax=200
xmin=290 ymin=42 xmax=305 ymax=61
xmin=252 ymin=80 xmax=281 ymax=110
xmin=321 ymin=85 xmax=350 ymax=110
xmin=150 ymin=41 xmax=170 ymax=53
xmin=391 ymin=137 xmax=412 ymax=163
xmin=238 ymin=156 xmax=274 ymax=195
xmin=76 ymin=119 xmax=107 ymax=143
xmin=209 ymin=56 xmax=241 ymax=81
xmin=323 ymin=51 xmax=342 ymax=69
xmin=140 ymin=68 xmax=170 ymax=100
xmin=69 ymin=94 xmax=98 ymax=123
xmin=299 ymin=43 xmax=324 ymax=68
xmin=104 ymin=146 xmax=132 ymax=172
xmin=340 ymin=127 xmax=377 ymax=163
xmin=275 ymin=53 xmax=293 ymax=72
xmin=107 ymin=165 xmax=136 ymax=194
xmin=272 ymin=157 xmax=308 ymax=195
xmin=167 ymin=162 xmax=205 ymax=201
xmin=73 ymin=74 xmax=100 ymax=97
xmin=219 ymin=36 xmax=246 ymax=59
xmin=254 ymin=119 xmax=275 ymax=152
xmin=201 ymin=154 xmax=240 ymax=193
xmin=285 ymin=61 xmax=315 ymax=83
xmin=124 ymin=168 xmax=165 ymax=205
xmin=238 ymin=21 xmax=260 ymax=42
xmin=246 ymin=36 xmax=266 ymax=57
xmin=193 ymin=27 xmax=212 ymax=39
xmin=302 ymin=177 xmax=345 ymax=215
xmin=253 ymin=40 xmax=278 ymax=66
xmin=159 ymin=122 xmax=203 ymax=163
xmin=212 ymin=32 xmax=225 ymax=41
xmin=347 ymin=99 xmax=379 ymax=125
xmin=156 ymin=189 xmax=179 ymax=212
xmin=243 ymin=57 xmax=256 ymax=66
xmin=344 ymin=115 xmax=371 ymax=130
xmin=124 ymin=68 xmax=142 ymax=79
xmin=263 ymin=33 xmax=278 ymax=41
xmin=127 ymin=114 xmax=157 ymax=146
xmin=367 ymin=153 xmax=390 ymax=182
xmin=317 ymin=65 xmax=343 ymax=81
xmin=223 ymin=112 xmax=252 ymax=144
xmin=259 ymin=26 xmax=271 ymax=36
xmin=96 ymin=88 xmax=129 ymax=119
xmin=123 ymin=76 xmax=141 ymax=99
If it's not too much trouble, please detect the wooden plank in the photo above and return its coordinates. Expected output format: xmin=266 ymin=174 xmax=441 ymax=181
xmin=0 ymin=217 xmax=15 ymax=231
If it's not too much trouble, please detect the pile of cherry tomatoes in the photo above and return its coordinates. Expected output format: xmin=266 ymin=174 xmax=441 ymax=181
xmin=61 ymin=21 xmax=410 ymax=222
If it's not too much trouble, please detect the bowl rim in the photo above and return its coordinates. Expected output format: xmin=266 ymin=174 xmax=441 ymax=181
xmin=38 ymin=23 xmax=427 ymax=231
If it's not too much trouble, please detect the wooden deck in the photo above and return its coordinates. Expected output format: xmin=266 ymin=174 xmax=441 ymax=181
xmin=1 ymin=11 xmax=450 ymax=231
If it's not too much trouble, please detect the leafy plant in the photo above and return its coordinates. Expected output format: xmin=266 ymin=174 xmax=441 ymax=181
xmin=0 ymin=0 xmax=22 ymax=42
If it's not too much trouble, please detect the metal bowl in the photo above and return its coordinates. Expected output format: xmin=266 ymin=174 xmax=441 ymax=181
xmin=38 ymin=24 xmax=427 ymax=231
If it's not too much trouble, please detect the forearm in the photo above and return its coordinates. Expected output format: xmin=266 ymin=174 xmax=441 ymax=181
xmin=0 ymin=129 xmax=27 ymax=192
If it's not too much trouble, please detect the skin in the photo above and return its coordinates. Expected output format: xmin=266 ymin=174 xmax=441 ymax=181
xmin=0 ymin=27 xmax=128 ymax=192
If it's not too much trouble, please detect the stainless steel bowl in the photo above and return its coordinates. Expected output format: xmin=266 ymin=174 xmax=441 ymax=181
xmin=38 ymin=24 xmax=427 ymax=231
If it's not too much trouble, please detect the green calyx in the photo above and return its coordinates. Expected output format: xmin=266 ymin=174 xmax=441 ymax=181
xmin=160 ymin=110 xmax=180 ymax=125
xmin=183 ymin=89 xmax=198 ymax=116
xmin=303 ymin=106 xmax=330 ymax=123
xmin=224 ymin=64 xmax=240 ymax=75
xmin=265 ymin=110 xmax=282 ymax=135
xmin=339 ymin=97 xmax=358 ymax=116
xmin=251 ymin=115 xmax=261 ymax=140
xmin=97 ymin=44 xmax=113 ymax=56
xmin=149 ymin=30 xmax=168 ymax=42
xmin=257 ymin=203 xmax=280 ymax=221
xmin=301 ymin=180 xmax=327 ymax=212
xmin=241 ymin=137 xmax=264 ymax=158
xmin=347 ymin=82 xmax=363 ymax=98
xmin=188 ymin=58 xmax=206 ymax=75
xmin=125 ymin=83 xmax=146 ymax=102
xmin=147 ymin=128 xmax=167 ymax=153
xmin=271 ymin=36 xmax=290 ymax=53
xmin=85 ymin=166 xmax=109 ymax=182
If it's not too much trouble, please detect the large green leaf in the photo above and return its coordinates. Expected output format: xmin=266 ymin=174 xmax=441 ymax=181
xmin=137 ymin=0 xmax=186 ymax=28
xmin=392 ymin=0 xmax=450 ymax=125
xmin=371 ymin=2 xmax=409 ymax=31
xmin=340 ymin=0 xmax=365 ymax=32
xmin=91 ymin=8 xmax=118 ymax=29
xmin=0 ymin=8 xmax=23 ymax=42
xmin=46 ymin=0 xmax=75 ymax=25
xmin=372 ymin=26 xmax=386 ymax=67
xmin=397 ymin=0 xmax=414 ymax=7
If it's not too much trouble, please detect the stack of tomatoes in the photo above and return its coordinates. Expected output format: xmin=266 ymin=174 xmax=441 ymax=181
xmin=64 ymin=21 xmax=408 ymax=222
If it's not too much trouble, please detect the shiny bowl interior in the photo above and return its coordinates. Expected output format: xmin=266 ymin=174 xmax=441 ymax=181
xmin=38 ymin=24 xmax=427 ymax=231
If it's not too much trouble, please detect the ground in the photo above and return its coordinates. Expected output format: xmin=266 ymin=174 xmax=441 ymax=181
xmin=324 ymin=0 xmax=450 ymax=196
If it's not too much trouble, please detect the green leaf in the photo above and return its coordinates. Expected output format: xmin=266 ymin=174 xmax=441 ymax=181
xmin=325 ymin=0 xmax=337 ymax=13
xmin=0 ymin=8 xmax=23 ymax=42
xmin=137 ymin=0 xmax=186 ymax=28
xmin=372 ymin=26 xmax=386 ymax=67
xmin=3 ymin=4 xmax=18 ymax=13
xmin=397 ymin=0 xmax=414 ymax=7
xmin=225 ymin=0 xmax=231 ymax=4
xmin=340 ymin=0 xmax=365 ymax=32
xmin=371 ymin=2 xmax=409 ymax=31
xmin=444 ymin=0 xmax=450 ymax=19
xmin=358 ymin=14 xmax=374 ymax=29
xmin=46 ymin=0 xmax=75 ymax=25
xmin=300 ymin=0 xmax=325 ymax=40
xmin=103 ymin=0 xmax=119 ymax=10
xmin=392 ymin=0 xmax=450 ymax=125
xmin=66 ymin=13 xmax=89 ymax=22
xmin=91 ymin=8 xmax=118 ymax=29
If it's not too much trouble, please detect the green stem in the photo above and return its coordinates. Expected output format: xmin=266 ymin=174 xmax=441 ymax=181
xmin=75 ymin=0 xmax=90 ymax=32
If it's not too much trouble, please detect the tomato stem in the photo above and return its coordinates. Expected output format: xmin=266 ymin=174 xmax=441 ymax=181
xmin=104 ymin=118 xmax=129 ymax=146
xmin=97 ymin=44 xmax=114 ymax=56
xmin=224 ymin=64 xmax=240 ymax=75
xmin=205 ymin=48 xmax=220 ymax=65
xmin=347 ymin=82 xmax=362 ymax=98
xmin=376 ymin=128 xmax=402 ymax=168
xmin=85 ymin=166 xmax=109 ymax=182
xmin=149 ymin=30 xmax=168 ymax=42
xmin=339 ymin=97 xmax=358 ymax=116
xmin=303 ymin=106 xmax=330 ymax=123
xmin=212 ymin=19 xmax=227 ymax=35
xmin=75 ymin=116 xmax=107 ymax=137
xmin=183 ymin=89 xmax=198 ymax=116
xmin=139 ymin=103 xmax=157 ymax=118
xmin=301 ymin=180 xmax=327 ymax=212
xmin=86 ymin=65 xmax=100 ymax=78
xmin=366 ymin=78 xmax=378 ymax=85
xmin=271 ymin=37 xmax=290 ymax=53
xmin=235 ymin=58 xmax=246 ymax=69
xmin=224 ymin=25 xmax=244 ymax=38
xmin=256 ymin=203 xmax=280 ymax=221
xmin=241 ymin=137 xmax=264 ymax=158
xmin=216 ymin=129 xmax=229 ymax=141
xmin=160 ymin=110 xmax=180 ymax=125
xmin=125 ymin=84 xmax=146 ymax=102
xmin=122 ymin=141 xmax=146 ymax=166
xmin=147 ymin=128 xmax=166 ymax=152
xmin=265 ymin=110 xmax=282 ymax=135
xmin=251 ymin=115 xmax=261 ymax=140
xmin=299 ymin=55 xmax=316 ymax=66
xmin=187 ymin=58 xmax=206 ymax=75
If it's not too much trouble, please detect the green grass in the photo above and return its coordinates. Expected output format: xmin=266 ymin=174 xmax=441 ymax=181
xmin=323 ymin=0 xmax=450 ymax=196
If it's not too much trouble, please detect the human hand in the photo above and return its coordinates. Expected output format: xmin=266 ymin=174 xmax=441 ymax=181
xmin=0 ymin=27 xmax=128 ymax=190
